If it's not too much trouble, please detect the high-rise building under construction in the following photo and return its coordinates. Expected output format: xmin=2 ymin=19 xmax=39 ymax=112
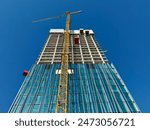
xmin=9 ymin=12 xmax=140 ymax=113
xmin=9 ymin=28 xmax=140 ymax=113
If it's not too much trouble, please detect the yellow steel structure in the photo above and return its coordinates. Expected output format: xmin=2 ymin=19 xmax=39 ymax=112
xmin=32 ymin=10 xmax=81 ymax=113
xmin=56 ymin=11 xmax=82 ymax=113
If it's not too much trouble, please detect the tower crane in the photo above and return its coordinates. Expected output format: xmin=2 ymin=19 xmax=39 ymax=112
xmin=32 ymin=10 xmax=82 ymax=113
xmin=56 ymin=11 xmax=82 ymax=113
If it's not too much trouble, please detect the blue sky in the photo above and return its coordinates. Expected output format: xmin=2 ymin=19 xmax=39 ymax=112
xmin=0 ymin=0 xmax=150 ymax=112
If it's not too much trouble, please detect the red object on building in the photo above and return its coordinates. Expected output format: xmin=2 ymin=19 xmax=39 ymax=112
xmin=74 ymin=37 xmax=79 ymax=44
xmin=23 ymin=70 xmax=28 ymax=76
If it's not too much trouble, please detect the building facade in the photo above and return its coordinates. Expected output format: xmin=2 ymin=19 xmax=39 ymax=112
xmin=9 ymin=29 xmax=140 ymax=113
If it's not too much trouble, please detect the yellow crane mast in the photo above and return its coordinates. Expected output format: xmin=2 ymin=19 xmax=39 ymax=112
xmin=32 ymin=10 xmax=82 ymax=113
xmin=56 ymin=11 xmax=82 ymax=113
